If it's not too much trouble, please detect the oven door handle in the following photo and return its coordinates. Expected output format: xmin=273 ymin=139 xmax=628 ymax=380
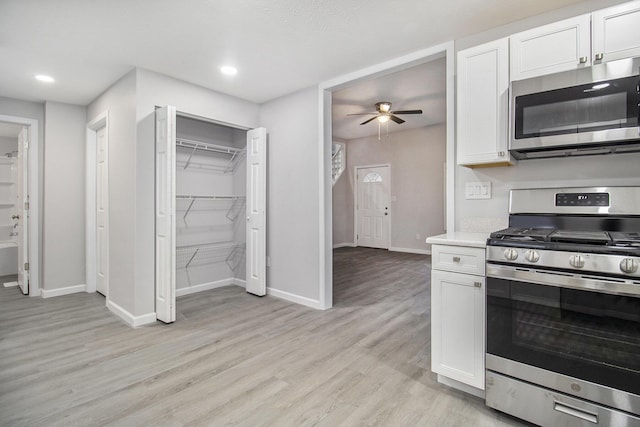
xmin=553 ymin=401 xmax=598 ymax=424
xmin=486 ymin=263 xmax=640 ymax=297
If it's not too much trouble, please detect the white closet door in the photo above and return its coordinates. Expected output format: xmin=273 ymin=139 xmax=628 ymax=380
xmin=16 ymin=128 xmax=28 ymax=295
xmin=155 ymin=106 xmax=176 ymax=323
xmin=245 ymin=127 xmax=267 ymax=296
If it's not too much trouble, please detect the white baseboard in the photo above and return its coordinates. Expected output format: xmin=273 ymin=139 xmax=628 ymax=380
xmin=41 ymin=284 xmax=87 ymax=298
xmin=106 ymin=300 xmax=156 ymax=328
xmin=437 ymin=374 xmax=485 ymax=399
xmin=266 ymin=287 xmax=325 ymax=310
xmin=176 ymin=278 xmax=239 ymax=297
xmin=234 ymin=278 xmax=246 ymax=288
xmin=389 ymin=246 xmax=431 ymax=255
xmin=333 ymin=242 xmax=355 ymax=249
xmin=3 ymin=281 xmax=18 ymax=288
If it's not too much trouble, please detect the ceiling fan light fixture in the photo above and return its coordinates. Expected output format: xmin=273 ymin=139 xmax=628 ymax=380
xmin=376 ymin=102 xmax=392 ymax=113
xmin=377 ymin=114 xmax=390 ymax=123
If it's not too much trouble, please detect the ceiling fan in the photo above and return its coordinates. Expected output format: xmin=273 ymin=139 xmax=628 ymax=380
xmin=348 ymin=101 xmax=423 ymax=125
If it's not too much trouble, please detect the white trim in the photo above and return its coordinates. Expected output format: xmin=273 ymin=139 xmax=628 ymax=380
xmin=0 ymin=114 xmax=40 ymax=297
xmin=353 ymin=164 xmax=391 ymax=250
xmin=437 ymin=374 xmax=485 ymax=399
xmin=176 ymin=278 xmax=243 ymax=297
xmin=86 ymin=111 xmax=109 ymax=302
xmin=106 ymin=300 xmax=156 ymax=327
xmin=267 ymin=287 xmax=325 ymax=310
xmin=389 ymin=247 xmax=432 ymax=255
xmin=319 ymin=41 xmax=456 ymax=311
xmin=333 ymin=242 xmax=356 ymax=249
xmin=41 ymin=284 xmax=87 ymax=298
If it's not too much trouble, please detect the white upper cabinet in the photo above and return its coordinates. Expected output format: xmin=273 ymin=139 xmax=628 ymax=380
xmin=511 ymin=1 xmax=640 ymax=81
xmin=592 ymin=0 xmax=640 ymax=64
xmin=457 ymin=38 xmax=514 ymax=167
xmin=510 ymin=14 xmax=591 ymax=81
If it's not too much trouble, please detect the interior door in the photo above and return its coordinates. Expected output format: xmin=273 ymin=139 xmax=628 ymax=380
xmin=16 ymin=127 xmax=28 ymax=294
xmin=356 ymin=165 xmax=390 ymax=249
xmin=96 ymin=125 xmax=108 ymax=296
xmin=245 ymin=127 xmax=267 ymax=296
xmin=155 ymin=106 xmax=176 ymax=323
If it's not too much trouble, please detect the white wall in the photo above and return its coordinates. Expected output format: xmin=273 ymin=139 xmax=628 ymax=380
xmin=331 ymin=169 xmax=349 ymax=246
xmin=453 ymin=0 xmax=640 ymax=230
xmin=43 ymin=101 xmax=86 ymax=290
xmin=260 ymin=86 xmax=321 ymax=304
xmin=334 ymin=125 xmax=446 ymax=251
xmin=87 ymin=70 xmax=138 ymax=314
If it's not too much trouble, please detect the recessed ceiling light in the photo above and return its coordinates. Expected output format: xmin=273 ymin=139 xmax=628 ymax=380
xmin=220 ymin=66 xmax=238 ymax=76
xmin=35 ymin=74 xmax=55 ymax=83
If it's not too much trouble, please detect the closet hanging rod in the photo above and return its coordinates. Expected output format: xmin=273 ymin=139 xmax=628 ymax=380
xmin=176 ymin=195 xmax=245 ymax=200
xmin=176 ymin=138 xmax=244 ymax=156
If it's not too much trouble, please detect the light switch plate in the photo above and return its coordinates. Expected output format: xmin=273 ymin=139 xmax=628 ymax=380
xmin=465 ymin=181 xmax=491 ymax=199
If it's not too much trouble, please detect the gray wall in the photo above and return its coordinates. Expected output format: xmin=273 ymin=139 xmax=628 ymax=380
xmin=43 ymin=101 xmax=86 ymax=290
xmin=260 ymin=86 xmax=321 ymax=302
xmin=334 ymin=125 xmax=446 ymax=251
xmin=453 ymin=0 xmax=639 ymax=230
xmin=87 ymin=70 xmax=138 ymax=314
xmin=332 ymin=166 xmax=349 ymax=245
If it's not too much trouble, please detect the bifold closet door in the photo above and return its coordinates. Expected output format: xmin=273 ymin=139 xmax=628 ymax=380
xmin=155 ymin=105 xmax=176 ymax=323
xmin=245 ymin=127 xmax=267 ymax=296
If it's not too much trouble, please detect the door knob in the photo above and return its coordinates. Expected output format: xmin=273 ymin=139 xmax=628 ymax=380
xmin=384 ymin=213 xmax=388 ymax=215
xmin=246 ymin=217 xmax=250 ymax=222
xmin=11 ymin=214 xmax=19 ymax=220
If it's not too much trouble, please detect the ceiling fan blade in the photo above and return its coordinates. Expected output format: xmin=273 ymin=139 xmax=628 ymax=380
xmin=389 ymin=115 xmax=405 ymax=124
xmin=390 ymin=109 xmax=423 ymax=115
xmin=347 ymin=112 xmax=376 ymax=116
xmin=360 ymin=116 xmax=378 ymax=125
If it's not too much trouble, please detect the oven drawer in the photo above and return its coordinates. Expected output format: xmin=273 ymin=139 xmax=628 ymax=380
xmin=486 ymin=371 xmax=640 ymax=426
xmin=432 ymin=245 xmax=485 ymax=276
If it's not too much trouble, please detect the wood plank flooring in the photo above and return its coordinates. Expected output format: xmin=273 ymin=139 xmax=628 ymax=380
xmin=0 ymin=248 xmax=526 ymax=426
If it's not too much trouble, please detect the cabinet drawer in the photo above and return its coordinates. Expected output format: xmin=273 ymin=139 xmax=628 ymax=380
xmin=432 ymin=245 xmax=485 ymax=275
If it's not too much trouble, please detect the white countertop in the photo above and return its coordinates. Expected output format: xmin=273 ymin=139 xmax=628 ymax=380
xmin=425 ymin=232 xmax=490 ymax=248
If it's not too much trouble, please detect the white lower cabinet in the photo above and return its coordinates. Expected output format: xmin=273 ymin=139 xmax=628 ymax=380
xmin=431 ymin=245 xmax=485 ymax=391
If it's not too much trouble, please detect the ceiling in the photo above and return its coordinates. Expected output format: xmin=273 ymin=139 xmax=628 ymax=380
xmin=332 ymin=58 xmax=446 ymax=140
xmin=0 ymin=0 xmax=589 ymax=106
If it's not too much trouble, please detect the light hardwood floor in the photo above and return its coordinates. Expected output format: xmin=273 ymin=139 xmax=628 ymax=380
xmin=0 ymin=248 xmax=526 ymax=426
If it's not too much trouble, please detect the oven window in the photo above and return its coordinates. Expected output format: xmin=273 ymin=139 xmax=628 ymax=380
xmin=514 ymin=75 xmax=639 ymax=139
xmin=487 ymin=278 xmax=640 ymax=395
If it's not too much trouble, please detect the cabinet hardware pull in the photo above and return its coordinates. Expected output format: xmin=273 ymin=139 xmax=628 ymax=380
xmin=595 ymin=53 xmax=604 ymax=61
xmin=453 ymin=256 xmax=461 ymax=263
xmin=578 ymin=56 xmax=588 ymax=64
xmin=498 ymin=151 xmax=505 ymax=157
xmin=474 ymin=282 xmax=482 ymax=288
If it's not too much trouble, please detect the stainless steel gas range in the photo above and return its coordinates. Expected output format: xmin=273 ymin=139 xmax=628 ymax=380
xmin=485 ymin=187 xmax=640 ymax=426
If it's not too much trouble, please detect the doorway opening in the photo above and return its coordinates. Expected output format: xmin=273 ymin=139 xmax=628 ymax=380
xmin=320 ymin=42 xmax=455 ymax=309
xmin=0 ymin=114 xmax=39 ymax=296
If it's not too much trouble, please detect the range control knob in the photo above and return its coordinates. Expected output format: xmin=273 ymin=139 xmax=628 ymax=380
xmin=620 ymin=258 xmax=639 ymax=274
xmin=525 ymin=250 xmax=540 ymax=263
xmin=569 ymin=255 xmax=585 ymax=269
xmin=503 ymin=248 xmax=518 ymax=261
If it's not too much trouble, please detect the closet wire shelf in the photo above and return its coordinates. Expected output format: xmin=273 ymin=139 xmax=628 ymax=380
xmin=176 ymin=138 xmax=246 ymax=173
xmin=176 ymin=242 xmax=245 ymax=270
xmin=177 ymin=195 xmax=245 ymax=221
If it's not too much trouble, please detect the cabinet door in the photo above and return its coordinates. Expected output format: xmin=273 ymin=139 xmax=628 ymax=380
xmin=510 ymin=14 xmax=591 ymax=81
xmin=457 ymin=38 xmax=512 ymax=167
xmin=431 ymin=269 xmax=485 ymax=389
xmin=593 ymin=0 xmax=640 ymax=63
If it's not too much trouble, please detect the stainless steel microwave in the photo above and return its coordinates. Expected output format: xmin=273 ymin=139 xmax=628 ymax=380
xmin=510 ymin=57 xmax=640 ymax=160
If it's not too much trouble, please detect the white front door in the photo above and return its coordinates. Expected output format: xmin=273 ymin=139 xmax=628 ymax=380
xmin=356 ymin=165 xmax=390 ymax=249
xmin=96 ymin=125 xmax=108 ymax=296
xmin=245 ymin=127 xmax=267 ymax=296
xmin=16 ymin=127 xmax=28 ymax=294
xmin=155 ymin=106 xmax=176 ymax=323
